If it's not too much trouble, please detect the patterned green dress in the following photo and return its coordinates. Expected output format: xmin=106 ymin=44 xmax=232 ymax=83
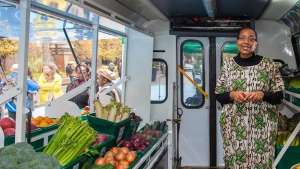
xmin=215 ymin=56 xmax=284 ymax=169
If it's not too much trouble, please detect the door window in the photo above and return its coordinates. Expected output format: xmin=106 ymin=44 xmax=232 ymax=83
xmin=181 ymin=40 xmax=204 ymax=108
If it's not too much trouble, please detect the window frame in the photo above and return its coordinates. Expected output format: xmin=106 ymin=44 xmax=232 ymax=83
xmin=180 ymin=40 xmax=205 ymax=109
xmin=151 ymin=58 xmax=168 ymax=104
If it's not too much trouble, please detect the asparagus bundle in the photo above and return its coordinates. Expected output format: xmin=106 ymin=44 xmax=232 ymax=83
xmin=43 ymin=114 xmax=96 ymax=166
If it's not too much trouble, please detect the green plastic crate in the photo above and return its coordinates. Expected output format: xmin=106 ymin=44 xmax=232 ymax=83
xmin=284 ymin=93 xmax=291 ymax=101
xmin=275 ymin=145 xmax=300 ymax=169
xmin=4 ymin=124 xmax=59 ymax=150
xmin=292 ymin=97 xmax=300 ymax=107
xmin=128 ymin=153 xmax=144 ymax=169
xmin=289 ymin=87 xmax=300 ymax=94
xmin=124 ymin=119 xmax=140 ymax=139
xmin=87 ymin=114 xmax=130 ymax=143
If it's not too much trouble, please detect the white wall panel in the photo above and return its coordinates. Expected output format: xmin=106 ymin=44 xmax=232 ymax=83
xmin=151 ymin=32 xmax=176 ymax=122
xmin=125 ymin=28 xmax=153 ymax=124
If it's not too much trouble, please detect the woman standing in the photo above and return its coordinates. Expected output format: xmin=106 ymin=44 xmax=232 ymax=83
xmin=215 ymin=27 xmax=284 ymax=168
xmin=38 ymin=63 xmax=63 ymax=104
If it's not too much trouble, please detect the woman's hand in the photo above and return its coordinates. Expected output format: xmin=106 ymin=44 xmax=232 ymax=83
xmin=246 ymin=91 xmax=264 ymax=102
xmin=230 ymin=91 xmax=247 ymax=103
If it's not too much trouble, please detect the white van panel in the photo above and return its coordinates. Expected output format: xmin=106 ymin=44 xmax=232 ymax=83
xmin=151 ymin=32 xmax=176 ymax=121
xmin=125 ymin=28 xmax=154 ymax=125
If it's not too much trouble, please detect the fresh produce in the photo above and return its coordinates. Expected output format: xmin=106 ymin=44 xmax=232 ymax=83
xmin=278 ymin=113 xmax=288 ymax=131
xmin=0 ymin=117 xmax=16 ymax=136
xmin=289 ymin=78 xmax=300 ymax=89
xmin=94 ymin=147 xmax=136 ymax=169
xmin=81 ymin=106 xmax=90 ymax=115
xmin=0 ymin=142 xmax=60 ymax=169
xmin=0 ymin=117 xmax=15 ymax=129
xmin=43 ymin=114 xmax=96 ymax=166
xmin=31 ymin=116 xmax=57 ymax=128
xmin=3 ymin=128 xmax=15 ymax=136
xmin=92 ymin=134 xmax=109 ymax=146
xmin=91 ymin=164 xmax=114 ymax=169
xmin=276 ymin=131 xmax=300 ymax=146
xmin=287 ymin=113 xmax=300 ymax=132
xmin=119 ymin=133 xmax=150 ymax=151
xmin=292 ymin=164 xmax=300 ymax=169
xmin=95 ymin=100 xmax=131 ymax=122
xmin=0 ymin=117 xmax=38 ymax=136
xmin=144 ymin=121 xmax=167 ymax=133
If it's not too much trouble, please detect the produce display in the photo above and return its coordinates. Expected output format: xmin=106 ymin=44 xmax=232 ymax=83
xmin=288 ymin=78 xmax=300 ymax=90
xmin=1 ymin=107 xmax=166 ymax=169
xmin=43 ymin=114 xmax=96 ymax=166
xmin=93 ymin=134 xmax=109 ymax=147
xmin=277 ymin=131 xmax=300 ymax=146
xmin=81 ymin=106 xmax=90 ymax=115
xmin=0 ymin=142 xmax=60 ymax=169
xmin=118 ymin=121 xmax=167 ymax=154
xmin=291 ymin=164 xmax=300 ymax=169
xmin=143 ymin=121 xmax=167 ymax=137
xmin=31 ymin=116 xmax=57 ymax=128
xmin=95 ymin=100 xmax=131 ymax=122
xmin=0 ymin=117 xmax=16 ymax=136
xmin=119 ymin=133 xmax=151 ymax=151
xmin=94 ymin=147 xmax=137 ymax=169
xmin=90 ymin=164 xmax=114 ymax=169
xmin=277 ymin=113 xmax=300 ymax=146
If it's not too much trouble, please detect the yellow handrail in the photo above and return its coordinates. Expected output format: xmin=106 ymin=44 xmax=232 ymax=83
xmin=176 ymin=65 xmax=208 ymax=98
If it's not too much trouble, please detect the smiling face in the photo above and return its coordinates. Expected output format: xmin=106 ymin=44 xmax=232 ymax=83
xmin=237 ymin=28 xmax=257 ymax=58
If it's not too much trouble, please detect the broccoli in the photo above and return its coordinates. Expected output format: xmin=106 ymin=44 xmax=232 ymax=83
xmin=0 ymin=142 xmax=60 ymax=169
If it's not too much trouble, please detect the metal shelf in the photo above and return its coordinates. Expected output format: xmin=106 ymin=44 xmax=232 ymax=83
xmin=282 ymin=100 xmax=300 ymax=113
xmin=284 ymin=90 xmax=300 ymax=99
xmin=273 ymin=91 xmax=300 ymax=168
xmin=132 ymin=132 xmax=168 ymax=169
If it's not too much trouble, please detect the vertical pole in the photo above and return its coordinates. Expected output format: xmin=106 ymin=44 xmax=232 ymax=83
xmin=89 ymin=15 xmax=99 ymax=114
xmin=121 ymin=28 xmax=128 ymax=104
xmin=209 ymin=37 xmax=217 ymax=167
xmin=15 ymin=0 xmax=31 ymax=143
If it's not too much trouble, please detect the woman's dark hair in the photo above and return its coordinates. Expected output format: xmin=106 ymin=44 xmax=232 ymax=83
xmin=237 ymin=27 xmax=257 ymax=39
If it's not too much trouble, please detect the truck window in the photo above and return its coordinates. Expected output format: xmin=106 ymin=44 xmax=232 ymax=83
xmin=151 ymin=59 xmax=168 ymax=103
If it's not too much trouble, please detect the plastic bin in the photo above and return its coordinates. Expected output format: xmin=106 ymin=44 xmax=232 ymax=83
xmin=284 ymin=93 xmax=291 ymax=101
xmin=292 ymin=97 xmax=300 ymax=107
xmin=288 ymin=87 xmax=300 ymax=94
xmin=275 ymin=145 xmax=300 ymax=169
xmin=87 ymin=114 xmax=130 ymax=143
xmin=4 ymin=124 xmax=58 ymax=151
xmin=124 ymin=119 xmax=141 ymax=139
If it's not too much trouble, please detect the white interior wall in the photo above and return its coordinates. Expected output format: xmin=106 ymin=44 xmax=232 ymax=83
xmin=256 ymin=20 xmax=297 ymax=69
xmin=151 ymin=31 xmax=176 ymax=122
xmin=125 ymin=28 xmax=154 ymax=125
xmin=151 ymin=22 xmax=177 ymax=169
